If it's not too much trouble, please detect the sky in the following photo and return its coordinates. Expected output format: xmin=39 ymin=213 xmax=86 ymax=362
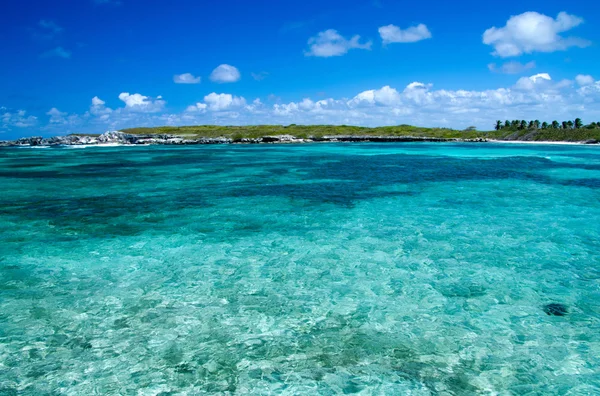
xmin=1 ymin=0 xmax=599 ymax=138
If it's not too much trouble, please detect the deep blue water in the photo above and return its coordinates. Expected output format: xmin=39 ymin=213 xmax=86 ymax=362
xmin=1 ymin=143 xmax=600 ymax=394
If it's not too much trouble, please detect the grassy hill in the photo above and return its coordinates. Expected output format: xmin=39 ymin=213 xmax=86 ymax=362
xmin=121 ymin=125 xmax=482 ymax=140
xmin=119 ymin=124 xmax=600 ymax=142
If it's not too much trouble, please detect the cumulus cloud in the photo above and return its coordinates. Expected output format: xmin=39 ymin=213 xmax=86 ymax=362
xmin=305 ymin=29 xmax=372 ymax=57
xmin=575 ymin=74 xmax=594 ymax=86
xmin=185 ymin=93 xmax=247 ymax=113
xmin=9 ymin=73 xmax=600 ymax=137
xmin=46 ymin=108 xmax=68 ymax=123
xmin=1 ymin=110 xmax=38 ymax=130
xmin=483 ymin=11 xmax=590 ymax=57
xmin=118 ymin=92 xmax=165 ymax=112
xmin=379 ymin=24 xmax=432 ymax=44
xmin=92 ymin=96 xmax=105 ymax=106
xmin=514 ymin=73 xmax=553 ymax=90
xmin=577 ymin=78 xmax=600 ymax=96
xmin=203 ymin=93 xmax=246 ymax=111
xmin=174 ymin=73 xmax=201 ymax=84
xmin=488 ymin=61 xmax=536 ymax=74
xmin=40 ymin=47 xmax=71 ymax=59
xmin=348 ymin=86 xmax=402 ymax=107
xmin=210 ymin=65 xmax=241 ymax=83
xmin=186 ymin=103 xmax=208 ymax=113
xmin=90 ymin=96 xmax=112 ymax=117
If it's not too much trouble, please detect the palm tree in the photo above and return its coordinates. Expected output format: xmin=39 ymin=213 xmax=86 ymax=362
xmin=520 ymin=120 xmax=527 ymax=130
xmin=528 ymin=121 xmax=535 ymax=129
xmin=511 ymin=120 xmax=520 ymax=128
xmin=552 ymin=121 xmax=559 ymax=129
xmin=534 ymin=120 xmax=540 ymax=129
xmin=574 ymin=118 xmax=583 ymax=129
xmin=562 ymin=121 xmax=569 ymax=129
xmin=567 ymin=120 xmax=574 ymax=129
xmin=505 ymin=120 xmax=511 ymax=129
xmin=495 ymin=120 xmax=503 ymax=131
xmin=542 ymin=122 xmax=548 ymax=129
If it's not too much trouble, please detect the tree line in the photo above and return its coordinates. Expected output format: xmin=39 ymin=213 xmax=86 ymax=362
xmin=495 ymin=118 xmax=600 ymax=131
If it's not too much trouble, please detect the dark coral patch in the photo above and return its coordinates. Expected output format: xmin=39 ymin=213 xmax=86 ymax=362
xmin=543 ymin=303 xmax=568 ymax=316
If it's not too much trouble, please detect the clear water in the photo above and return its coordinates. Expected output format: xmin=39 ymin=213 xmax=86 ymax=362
xmin=1 ymin=143 xmax=600 ymax=395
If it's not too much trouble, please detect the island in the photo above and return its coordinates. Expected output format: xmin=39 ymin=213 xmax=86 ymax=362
xmin=2 ymin=121 xmax=600 ymax=147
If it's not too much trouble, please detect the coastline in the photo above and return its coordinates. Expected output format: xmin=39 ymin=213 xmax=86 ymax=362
xmin=2 ymin=130 xmax=599 ymax=148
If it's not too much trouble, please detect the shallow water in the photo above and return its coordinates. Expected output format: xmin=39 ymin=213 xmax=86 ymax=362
xmin=1 ymin=142 xmax=600 ymax=395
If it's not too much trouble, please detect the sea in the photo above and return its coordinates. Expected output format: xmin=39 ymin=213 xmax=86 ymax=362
xmin=1 ymin=142 xmax=599 ymax=394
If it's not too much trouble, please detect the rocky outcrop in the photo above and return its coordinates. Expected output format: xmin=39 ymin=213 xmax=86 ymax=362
xmin=233 ymin=135 xmax=307 ymax=144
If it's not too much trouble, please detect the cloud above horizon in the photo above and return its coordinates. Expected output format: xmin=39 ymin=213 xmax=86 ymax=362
xmin=488 ymin=61 xmax=536 ymax=74
xmin=118 ymin=92 xmax=166 ymax=112
xmin=1 ymin=109 xmax=38 ymax=131
xmin=7 ymin=73 xmax=599 ymax=137
xmin=305 ymin=29 xmax=372 ymax=57
xmin=174 ymin=73 xmax=201 ymax=84
xmin=379 ymin=24 xmax=432 ymax=44
xmin=187 ymin=93 xmax=247 ymax=112
xmin=483 ymin=11 xmax=590 ymax=57
xmin=210 ymin=64 xmax=241 ymax=83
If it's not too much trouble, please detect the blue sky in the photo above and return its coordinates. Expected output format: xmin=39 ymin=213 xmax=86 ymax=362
xmin=1 ymin=0 xmax=599 ymax=138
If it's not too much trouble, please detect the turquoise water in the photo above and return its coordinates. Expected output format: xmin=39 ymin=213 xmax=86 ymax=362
xmin=1 ymin=142 xmax=600 ymax=395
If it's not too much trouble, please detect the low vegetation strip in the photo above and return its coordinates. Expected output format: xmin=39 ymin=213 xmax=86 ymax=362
xmin=3 ymin=123 xmax=600 ymax=147
xmin=120 ymin=123 xmax=600 ymax=143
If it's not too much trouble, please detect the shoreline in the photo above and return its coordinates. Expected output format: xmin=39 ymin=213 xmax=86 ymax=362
xmin=2 ymin=131 xmax=599 ymax=148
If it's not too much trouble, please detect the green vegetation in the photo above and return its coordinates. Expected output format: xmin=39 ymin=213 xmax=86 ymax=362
xmin=120 ymin=122 xmax=600 ymax=142
xmin=488 ymin=118 xmax=600 ymax=142
xmin=121 ymin=124 xmax=484 ymax=140
xmin=494 ymin=118 xmax=599 ymax=132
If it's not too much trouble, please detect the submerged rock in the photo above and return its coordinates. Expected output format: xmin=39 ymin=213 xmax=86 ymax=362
xmin=543 ymin=303 xmax=568 ymax=316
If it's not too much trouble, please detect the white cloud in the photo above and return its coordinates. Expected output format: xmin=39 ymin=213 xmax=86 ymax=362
xmin=90 ymin=96 xmax=112 ymax=117
xmin=174 ymin=73 xmax=201 ymax=84
xmin=186 ymin=103 xmax=208 ymax=113
xmin=305 ymin=29 xmax=372 ymax=57
xmin=47 ymin=108 xmax=67 ymax=124
xmin=348 ymin=85 xmax=402 ymax=107
xmin=379 ymin=24 xmax=432 ymax=44
xmin=514 ymin=73 xmax=552 ymax=90
xmin=575 ymin=74 xmax=594 ymax=86
xmin=1 ymin=110 xmax=38 ymax=130
xmin=483 ymin=12 xmax=590 ymax=57
xmin=41 ymin=47 xmax=71 ymax=59
xmin=488 ymin=61 xmax=536 ymax=74
xmin=118 ymin=92 xmax=165 ymax=112
xmin=186 ymin=93 xmax=247 ymax=113
xmin=210 ymin=64 xmax=241 ymax=83
xmin=203 ymin=93 xmax=246 ymax=111
xmin=92 ymin=96 xmax=105 ymax=106
xmin=9 ymin=73 xmax=600 ymax=137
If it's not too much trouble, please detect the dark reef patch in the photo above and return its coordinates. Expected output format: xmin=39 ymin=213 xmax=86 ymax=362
xmin=543 ymin=303 xmax=569 ymax=316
